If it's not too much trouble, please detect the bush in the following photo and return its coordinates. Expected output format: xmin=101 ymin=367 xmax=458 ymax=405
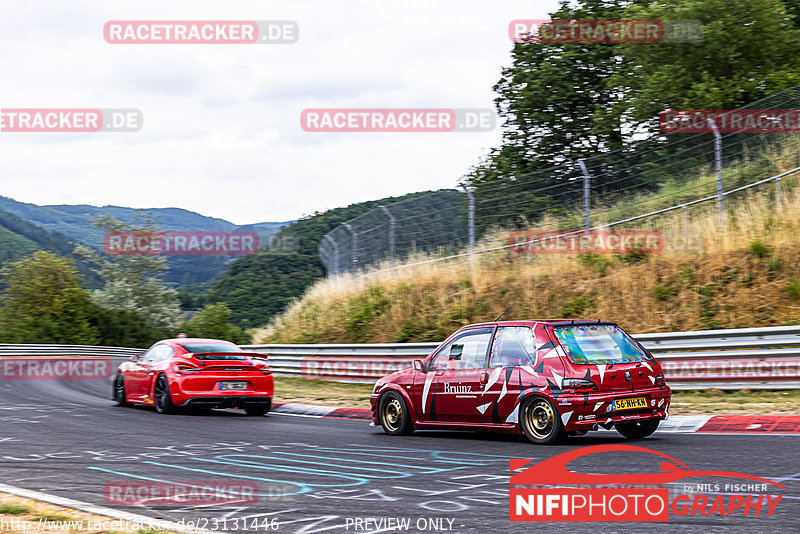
xmin=653 ymin=285 xmax=672 ymax=301
xmin=749 ymin=239 xmax=769 ymax=258
xmin=561 ymin=296 xmax=591 ymax=318
xmin=788 ymin=278 xmax=800 ymax=301
xmin=91 ymin=306 xmax=169 ymax=348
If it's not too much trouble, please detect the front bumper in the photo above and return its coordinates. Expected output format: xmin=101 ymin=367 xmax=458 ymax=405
xmin=370 ymin=393 xmax=380 ymax=424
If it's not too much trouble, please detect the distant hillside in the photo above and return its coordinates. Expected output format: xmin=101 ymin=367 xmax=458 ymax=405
xmin=0 ymin=196 xmax=288 ymax=286
xmin=206 ymin=190 xmax=456 ymax=329
xmin=0 ymin=206 xmax=102 ymax=287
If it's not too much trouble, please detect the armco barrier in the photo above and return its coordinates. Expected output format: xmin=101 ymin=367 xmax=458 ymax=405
xmin=243 ymin=325 xmax=800 ymax=390
xmin=2 ymin=325 xmax=799 ymax=390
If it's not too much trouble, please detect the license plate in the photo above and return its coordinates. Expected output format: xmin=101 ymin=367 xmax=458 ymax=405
xmin=613 ymin=396 xmax=648 ymax=410
xmin=219 ymin=381 xmax=248 ymax=391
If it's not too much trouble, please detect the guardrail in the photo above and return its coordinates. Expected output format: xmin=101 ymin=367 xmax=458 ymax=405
xmin=0 ymin=344 xmax=142 ymax=359
xmin=243 ymin=325 xmax=800 ymax=390
xmin=2 ymin=325 xmax=798 ymax=390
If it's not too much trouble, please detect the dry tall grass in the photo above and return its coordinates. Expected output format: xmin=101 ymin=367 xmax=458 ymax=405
xmin=255 ymin=182 xmax=800 ymax=343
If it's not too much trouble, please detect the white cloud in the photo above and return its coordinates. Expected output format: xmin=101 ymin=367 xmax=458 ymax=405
xmin=0 ymin=0 xmax=560 ymax=224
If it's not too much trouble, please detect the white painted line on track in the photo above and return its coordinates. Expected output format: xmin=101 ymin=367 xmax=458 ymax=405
xmin=0 ymin=482 xmax=215 ymax=534
xmin=269 ymin=411 xmax=324 ymax=419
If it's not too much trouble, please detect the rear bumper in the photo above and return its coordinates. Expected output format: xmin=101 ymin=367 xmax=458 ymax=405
xmin=558 ymin=386 xmax=671 ymax=431
xmin=179 ymin=396 xmax=272 ymax=410
xmin=170 ymin=374 xmax=273 ymax=406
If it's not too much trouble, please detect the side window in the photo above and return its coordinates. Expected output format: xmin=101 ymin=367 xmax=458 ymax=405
xmin=489 ymin=327 xmax=536 ymax=368
xmin=153 ymin=345 xmax=174 ymax=362
xmin=140 ymin=345 xmax=160 ymax=364
xmin=142 ymin=344 xmax=172 ymax=363
xmin=429 ymin=328 xmax=493 ymax=371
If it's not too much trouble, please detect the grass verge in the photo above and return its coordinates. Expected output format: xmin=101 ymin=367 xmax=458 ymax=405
xmin=274 ymin=376 xmax=800 ymax=415
xmin=0 ymin=493 xmax=180 ymax=533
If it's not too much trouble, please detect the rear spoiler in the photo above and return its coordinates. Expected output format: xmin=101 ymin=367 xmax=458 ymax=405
xmin=547 ymin=320 xmax=618 ymax=328
xmin=189 ymin=351 xmax=269 ymax=362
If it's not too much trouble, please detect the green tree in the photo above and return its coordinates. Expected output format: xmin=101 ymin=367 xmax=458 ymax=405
xmin=91 ymin=307 xmax=169 ymax=348
xmin=0 ymin=251 xmax=99 ymax=343
xmin=181 ymin=303 xmax=250 ymax=344
xmin=612 ymin=0 xmax=800 ymax=127
xmin=76 ymin=215 xmax=181 ymax=331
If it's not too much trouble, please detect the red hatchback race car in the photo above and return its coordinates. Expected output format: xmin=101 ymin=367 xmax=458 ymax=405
xmin=112 ymin=337 xmax=273 ymax=415
xmin=371 ymin=320 xmax=671 ymax=444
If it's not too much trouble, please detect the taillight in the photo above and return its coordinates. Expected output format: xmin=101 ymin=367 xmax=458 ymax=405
xmin=173 ymin=364 xmax=203 ymax=374
xmin=259 ymin=367 xmax=271 ymax=375
xmin=654 ymin=373 xmax=666 ymax=386
xmin=561 ymin=378 xmax=598 ymax=392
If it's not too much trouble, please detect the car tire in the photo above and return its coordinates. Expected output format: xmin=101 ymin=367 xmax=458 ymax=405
xmin=154 ymin=374 xmax=176 ymax=414
xmin=244 ymin=405 xmax=270 ymax=417
xmin=616 ymin=419 xmax=660 ymax=439
xmin=520 ymin=396 xmax=566 ymax=445
xmin=378 ymin=391 xmax=414 ymax=435
xmin=112 ymin=373 xmax=128 ymax=407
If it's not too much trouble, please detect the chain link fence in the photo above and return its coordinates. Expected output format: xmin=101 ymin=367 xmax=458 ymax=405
xmin=320 ymin=84 xmax=800 ymax=274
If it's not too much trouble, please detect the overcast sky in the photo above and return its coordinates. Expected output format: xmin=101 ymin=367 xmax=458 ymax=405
xmin=0 ymin=1 xmax=560 ymax=224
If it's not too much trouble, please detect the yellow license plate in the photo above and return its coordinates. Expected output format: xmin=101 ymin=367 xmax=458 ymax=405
xmin=613 ymin=396 xmax=648 ymax=410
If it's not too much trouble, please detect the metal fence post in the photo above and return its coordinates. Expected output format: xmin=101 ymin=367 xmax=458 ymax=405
xmin=460 ymin=184 xmax=475 ymax=250
xmin=323 ymin=234 xmax=339 ymax=275
xmin=776 ymin=175 xmax=782 ymax=211
xmin=343 ymin=222 xmax=358 ymax=269
xmin=682 ymin=204 xmax=688 ymax=234
xmin=707 ymin=118 xmax=724 ymax=223
xmin=578 ymin=159 xmax=591 ymax=230
xmin=379 ymin=205 xmax=396 ymax=261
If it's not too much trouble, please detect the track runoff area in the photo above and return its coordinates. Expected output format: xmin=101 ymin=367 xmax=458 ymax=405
xmin=0 ymin=376 xmax=797 ymax=533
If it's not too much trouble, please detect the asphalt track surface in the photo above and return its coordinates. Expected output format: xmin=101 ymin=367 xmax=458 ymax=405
xmin=0 ymin=378 xmax=798 ymax=534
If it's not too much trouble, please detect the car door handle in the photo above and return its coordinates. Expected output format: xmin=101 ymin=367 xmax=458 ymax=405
xmin=479 ymin=372 xmax=488 ymax=385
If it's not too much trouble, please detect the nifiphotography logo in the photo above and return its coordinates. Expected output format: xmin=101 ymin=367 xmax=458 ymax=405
xmin=509 ymin=444 xmax=784 ymax=522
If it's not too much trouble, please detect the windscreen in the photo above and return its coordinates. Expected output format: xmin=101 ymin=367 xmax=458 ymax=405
xmin=552 ymin=324 xmax=650 ymax=364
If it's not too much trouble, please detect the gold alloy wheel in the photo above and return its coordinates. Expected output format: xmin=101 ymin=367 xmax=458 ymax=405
xmin=382 ymin=397 xmax=403 ymax=432
xmin=525 ymin=398 xmax=555 ymax=439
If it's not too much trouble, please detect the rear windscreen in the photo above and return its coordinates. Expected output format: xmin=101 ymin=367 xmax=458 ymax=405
xmin=180 ymin=343 xmax=244 ymax=355
xmin=552 ymin=325 xmax=650 ymax=364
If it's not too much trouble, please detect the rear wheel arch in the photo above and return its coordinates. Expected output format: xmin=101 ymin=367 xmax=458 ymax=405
xmin=519 ymin=394 xmax=567 ymax=445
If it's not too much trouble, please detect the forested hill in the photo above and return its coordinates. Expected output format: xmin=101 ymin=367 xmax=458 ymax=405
xmin=0 ymin=196 xmax=288 ymax=286
xmin=0 ymin=206 xmax=101 ymax=287
xmin=206 ymin=190 xmax=455 ymax=330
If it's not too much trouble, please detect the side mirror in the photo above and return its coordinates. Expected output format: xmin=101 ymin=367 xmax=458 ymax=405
xmin=130 ymin=354 xmax=141 ymax=362
xmin=413 ymin=359 xmax=424 ymax=372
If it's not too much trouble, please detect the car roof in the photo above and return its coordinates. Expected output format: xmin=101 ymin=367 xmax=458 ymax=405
xmin=459 ymin=319 xmax=617 ymax=329
xmin=160 ymin=338 xmax=239 ymax=345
